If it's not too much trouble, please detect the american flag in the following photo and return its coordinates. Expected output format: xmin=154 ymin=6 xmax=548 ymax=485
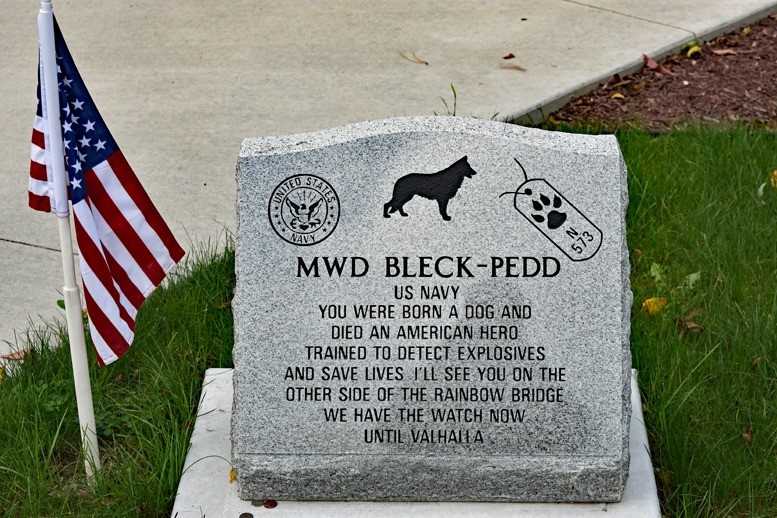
xmin=29 ymin=19 xmax=185 ymax=366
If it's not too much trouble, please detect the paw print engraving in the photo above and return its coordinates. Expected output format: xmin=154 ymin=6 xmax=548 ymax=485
xmin=531 ymin=193 xmax=567 ymax=230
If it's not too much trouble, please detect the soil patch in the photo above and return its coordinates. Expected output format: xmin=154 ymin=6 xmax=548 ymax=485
xmin=551 ymin=14 xmax=777 ymax=130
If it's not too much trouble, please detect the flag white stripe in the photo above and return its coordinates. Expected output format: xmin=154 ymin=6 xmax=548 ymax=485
xmin=28 ymin=178 xmax=52 ymax=197
xmin=85 ymin=185 xmax=155 ymax=296
xmin=74 ymin=202 xmax=139 ymax=321
xmin=34 ymin=115 xmax=47 ymax=133
xmin=31 ymin=144 xmax=47 ymax=165
xmin=85 ymin=323 xmax=119 ymax=367
xmin=91 ymin=161 xmax=176 ymax=273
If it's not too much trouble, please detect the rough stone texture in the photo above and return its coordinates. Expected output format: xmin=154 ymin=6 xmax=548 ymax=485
xmin=173 ymin=369 xmax=660 ymax=517
xmin=233 ymin=116 xmax=632 ymax=502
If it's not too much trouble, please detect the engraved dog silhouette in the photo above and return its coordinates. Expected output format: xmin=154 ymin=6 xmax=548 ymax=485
xmin=383 ymin=156 xmax=477 ymax=221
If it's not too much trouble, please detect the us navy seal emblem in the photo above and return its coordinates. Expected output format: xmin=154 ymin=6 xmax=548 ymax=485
xmin=268 ymin=174 xmax=340 ymax=246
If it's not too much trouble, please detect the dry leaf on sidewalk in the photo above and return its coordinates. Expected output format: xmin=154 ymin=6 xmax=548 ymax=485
xmin=397 ymin=49 xmax=428 ymax=65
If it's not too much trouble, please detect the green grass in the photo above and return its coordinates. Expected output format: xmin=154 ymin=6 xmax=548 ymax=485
xmin=1 ymin=127 xmax=775 ymax=516
xmin=0 ymin=240 xmax=234 ymax=516
xmin=620 ymin=127 xmax=777 ymax=516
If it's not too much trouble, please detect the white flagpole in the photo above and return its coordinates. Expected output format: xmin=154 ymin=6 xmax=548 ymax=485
xmin=38 ymin=0 xmax=101 ymax=478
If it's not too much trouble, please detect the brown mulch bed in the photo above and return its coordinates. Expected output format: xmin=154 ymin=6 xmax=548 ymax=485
xmin=551 ymin=14 xmax=777 ymax=130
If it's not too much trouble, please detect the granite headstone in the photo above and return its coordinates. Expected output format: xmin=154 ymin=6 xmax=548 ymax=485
xmin=233 ymin=117 xmax=632 ymax=502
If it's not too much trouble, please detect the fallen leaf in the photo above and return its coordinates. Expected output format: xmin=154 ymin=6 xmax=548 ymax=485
xmin=633 ymin=81 xmax=646 ymax=92
xmin=686 ymin=45 xmax=702 ymax=58
xmin=676 ymin=311 xmax=705 ymax=339
xmin=642 ymin=54 xmax=675 ymax=75
xmin=499 ymin=62 xmax=526 ymax=71
xmin=397 ymin=49 xmax=428 ymax=65
xmin=742 ymin=425 xmax=754 ymax=445
xmin=611 ymin=93 xmax=625 ymax=100
xmin=649 ymin=262 xmax=667 ymax=288
xmin=229 ymin=468 xmax=237 ymax=484
xmin=642 ymin=297 xmax=667 ymax=315
xmin=676 ymin=308 xmax=705 ymax=339
xmin=643 ymin=54 xmax=660 ymax=70
xmin=771 ymin=169 xmax=777 ymax=188
xmin=502 ymin=53 xmax=515 ymax=60
xmin=684 ymin=322 xmax=705 ymax=334
xmin=609 ymin=76 xmax=633 ymax=88
xmin=1 ymin=348 xmax=28 ymax=362
xmin=751 ymin=356 xmax=762 ymax=370
xmin=685 ymin=271 xmax=701 ymax=290
xmin=712 ymin=49 xmax=738 ymax=56
xmin=757 ymin=182 xmax=767 ymax=203
xmin=633 ymin=248 xmax=644 ymax=264
xmin=741 ymin=26 xmax=752 ymax=37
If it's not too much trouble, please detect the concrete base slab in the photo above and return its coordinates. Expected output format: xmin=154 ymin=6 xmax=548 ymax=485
xmin=172 ymin=368 xmax=660 ymax=517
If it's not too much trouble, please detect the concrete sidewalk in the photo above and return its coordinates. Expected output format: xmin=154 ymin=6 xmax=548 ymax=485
xmin=2 ymin=0 xmax=776 ymax=354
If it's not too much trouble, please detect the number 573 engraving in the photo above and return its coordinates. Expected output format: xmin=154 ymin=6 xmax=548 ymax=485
xmin=499 ymin=158 xmax=603 ymax=262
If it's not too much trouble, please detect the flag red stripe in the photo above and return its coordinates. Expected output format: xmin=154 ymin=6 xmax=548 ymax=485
xmin=83 ymin=286 xmax=131 ymax=365
xmin=30 ymin=160 xmax=47 ymax=181
xmin=29 ymin=192 xmax=52 ymax=212
xmin=107 ymin=151 xmax=185 ymax=262
xmin=82 ymin=168 xmax=166 ymax=285
xmin=31 ymin=129 xmax=45 ymax=150
xmin=73 ymin=214 xmax=137 ymax=332
xmin=104 ymin=248 xmax=146 ymax=310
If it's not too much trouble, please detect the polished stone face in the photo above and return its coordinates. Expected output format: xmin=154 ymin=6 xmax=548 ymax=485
xmin=233 ymin=117 xmax=632 ymax=502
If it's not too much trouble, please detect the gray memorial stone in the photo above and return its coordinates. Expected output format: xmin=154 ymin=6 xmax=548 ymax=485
xmin=233 ymin=117 xmax=632 ymax=502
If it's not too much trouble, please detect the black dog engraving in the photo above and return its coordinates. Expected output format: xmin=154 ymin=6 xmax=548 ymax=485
xmin=383 ymin=156 xmax=477 ymax=221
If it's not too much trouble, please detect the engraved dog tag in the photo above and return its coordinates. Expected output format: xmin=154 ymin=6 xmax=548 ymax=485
xmin=501 ymin=160 xmax=602 ymax=262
